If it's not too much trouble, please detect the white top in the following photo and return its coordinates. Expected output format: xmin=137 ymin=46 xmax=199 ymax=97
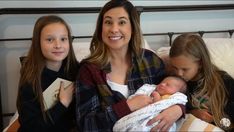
xmin=107 ymin=79 xmax=129 ymax=98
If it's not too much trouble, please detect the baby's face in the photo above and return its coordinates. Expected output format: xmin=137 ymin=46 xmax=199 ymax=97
xmin=156 ymin=77 xmax=183 ymax=95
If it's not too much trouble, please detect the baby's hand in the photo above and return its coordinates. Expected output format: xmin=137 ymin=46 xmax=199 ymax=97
xmin=151 ymin=91 xmax=161 ymax=102
xmin=127 ymin=95 xmax=152 ymax=111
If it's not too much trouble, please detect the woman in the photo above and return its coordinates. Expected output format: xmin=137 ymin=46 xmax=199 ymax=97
xmin=76 ymin=0 xmax=184 ymax=131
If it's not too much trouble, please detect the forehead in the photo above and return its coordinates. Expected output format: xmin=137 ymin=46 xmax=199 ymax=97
xmin=43 ymin=22 xmax=64 ymax=29
xmin=170 ymin=54 xmax=198 ymax=68
xmin=163 ymin=77 xmax=179 ymax=83
xmin=41 ymin=23 xmax=67 ymax=34
xmin=104 ymin=7 xmax=129 ymax=19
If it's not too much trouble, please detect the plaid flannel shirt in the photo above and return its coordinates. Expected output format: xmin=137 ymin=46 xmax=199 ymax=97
xmin=76 ymin=49 xmax=166 ymax=131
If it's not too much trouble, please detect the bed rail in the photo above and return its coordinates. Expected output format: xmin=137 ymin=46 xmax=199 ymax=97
xmin=1 ymin=4 xmax=234 ymax=15
xmin=144 ymin=29 xmax=234 ymax=46
xmin=1 ymin=3 xmax=234 ymax=131
xmin=0 ymin=4 xmax=234 ymax=42
xmin=0 ymin=30 xmax=233 ymax=46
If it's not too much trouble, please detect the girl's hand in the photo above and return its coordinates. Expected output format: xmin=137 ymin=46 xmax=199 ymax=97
xmin=190 ymin=109 xmax=213 ymax=123
xmin=59 ymin=81 xmax=74 ymax=108
xmin=127 ymin=95 xmax=153 ymax=111
xmin=147 ymin=105 xmax=182 ymax=132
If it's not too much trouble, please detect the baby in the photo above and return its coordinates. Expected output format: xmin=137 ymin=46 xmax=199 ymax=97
xmin=151 ymin=75 xmax=187 ymax=102
xmin=113 ymin=76 xmax=187 ymax=132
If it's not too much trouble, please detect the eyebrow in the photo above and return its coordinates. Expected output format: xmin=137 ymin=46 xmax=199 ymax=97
xmin=104 ymin=16 xmax=129 ymax=20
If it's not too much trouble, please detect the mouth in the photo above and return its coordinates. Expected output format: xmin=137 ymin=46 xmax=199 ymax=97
xmin=109 ymin=36 xmax=122 ymax=41
xmin=52 ymin=52 xmax=64 ymax=55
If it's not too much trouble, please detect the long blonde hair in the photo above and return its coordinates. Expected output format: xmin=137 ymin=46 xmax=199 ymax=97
xmin=83 ymin=0 xmax=143 ymax=68
xmin=17 ymin=15 xmax=78 ymax=121
xmin=169 ymin=33 xmax=229 ymax=128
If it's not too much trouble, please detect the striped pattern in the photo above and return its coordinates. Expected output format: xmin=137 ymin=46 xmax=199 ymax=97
xmin=177 ymin=114 xmax=224 ymax=132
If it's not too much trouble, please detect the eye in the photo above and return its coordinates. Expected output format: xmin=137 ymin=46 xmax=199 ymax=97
xmin=166 ymin=83 xmax=170 ymax=87
xmin=172 ymin=66 xmax=178 ymax=71
xmin=119 ymin=20 xmax=126 ymax=25
xmin=46 ymin=38 xmax=53 ymax=43
xmin=182 ymin=68 xmax=188 ymax=72
xmin=61 ymin=37 xmax=68 ymax=42
xmin=104 ymin=20 xmax=112 ymax=25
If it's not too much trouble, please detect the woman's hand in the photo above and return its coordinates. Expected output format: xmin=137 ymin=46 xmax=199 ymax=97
xmin=147 ymin=105 xmax=182 ymax=131
xmin=59 ymin=81 xmax=74 ymax=108
xmin=190 ymin=109 xmax=213 ymax=123
xmin=127 ymin=95 xmax=153 ymax=111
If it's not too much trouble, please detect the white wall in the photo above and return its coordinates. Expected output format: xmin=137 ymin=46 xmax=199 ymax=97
xmin=1 ymin=0 xmax=234 ymax=127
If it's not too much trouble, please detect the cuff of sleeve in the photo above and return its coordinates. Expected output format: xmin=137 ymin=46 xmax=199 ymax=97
xmin=112 ymin=99 xmax=131 ymax=119
xmin=47 ymin=101 xmax=68 ymax=121
xmin=178 ymin=104 xmax=186 ymax=119
xmin=55 ymin=101 xmax=68 ymax=113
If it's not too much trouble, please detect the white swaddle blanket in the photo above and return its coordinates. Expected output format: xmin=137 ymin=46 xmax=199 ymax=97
xmin=113 ymin=84 xmax=187 ymax=132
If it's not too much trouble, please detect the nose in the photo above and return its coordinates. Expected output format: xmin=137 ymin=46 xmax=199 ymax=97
xmin=54 ymin=39 xmax=61 ymax=49
xmin=110 ymin=23 xmax=119 ymax=33
xmin=177 ymin=69 xmax=183 ymax=77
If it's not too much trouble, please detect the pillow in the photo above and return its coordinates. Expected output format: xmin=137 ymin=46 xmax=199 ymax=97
xmin=156 ymin=47 xmax=174 ymax=74
xmin=143 ymin=39 xmax=153 ymax=51
xmin=203 ymin=38 xmax=234 ymax=78
xmin=176 ymin=114 xmax=224 ymax=131
xmin=72 ymin=41 xmax=90 ymax=61
xmin=156 ymin=38 xmax=234 ymax=78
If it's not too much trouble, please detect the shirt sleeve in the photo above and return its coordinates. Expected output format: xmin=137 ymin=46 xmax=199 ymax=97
xmin=18 ymin=84 xmax=68 ymax=132
xmin=222 ymin=73 xmax=234 ymax=122
xmin=76 ymin=63 xmax=131 ymax=131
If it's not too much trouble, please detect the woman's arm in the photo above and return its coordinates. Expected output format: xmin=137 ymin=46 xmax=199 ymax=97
xmin=189 ymin=109 xmax=213 ymax=123
xmin=147 ymin=105 xmax=183 ymax=131
xmin=76 ymin=63 xmax=132 ymax=131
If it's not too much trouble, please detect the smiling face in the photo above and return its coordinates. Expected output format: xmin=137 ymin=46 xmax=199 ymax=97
xmin=40 ymin=22 xmax=69 ymax=68
xmin=102 ymin=7 xmax=132 ymax=52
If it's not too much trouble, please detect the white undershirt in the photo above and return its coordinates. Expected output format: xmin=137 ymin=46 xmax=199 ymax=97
xmin=107 ymin=79 xmax=129 ymax=98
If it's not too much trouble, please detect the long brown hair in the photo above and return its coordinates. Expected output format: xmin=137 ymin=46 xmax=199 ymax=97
xmin=169 ymin=33 xmax=229 ymax=128
xmin=84 ymin=0 xmax=143 ymax=68
xmin=16 ymin=15 xmax=78 ymax=121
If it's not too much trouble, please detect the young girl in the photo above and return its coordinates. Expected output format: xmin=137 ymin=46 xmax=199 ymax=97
xmin=16 ymin=15 xmax=79 ymax=132
xmin=169 ymin=33 xmax=234 ymax=131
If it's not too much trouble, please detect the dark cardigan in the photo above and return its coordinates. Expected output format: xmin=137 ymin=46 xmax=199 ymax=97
xmin=18 ymin=65 xmax=77 ymax=132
